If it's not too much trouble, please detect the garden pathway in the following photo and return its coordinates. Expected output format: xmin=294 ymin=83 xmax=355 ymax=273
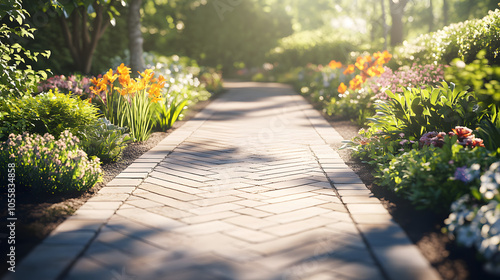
xmin=4 ymin=82 xmax=441 ymax=280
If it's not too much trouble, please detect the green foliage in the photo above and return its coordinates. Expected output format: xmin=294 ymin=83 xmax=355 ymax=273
xmin=393 ymin=8 xmax=500 ymax=66
xmin=176 ymin=0 xmax=293 ymax=72
xmin=475 ymin=117 xmax=500 ymax=152
xmin=0 ymin=131 xmax=102 ymax=194
xmin=79 ymin=118 xmax=132 ymax=163
xmin=266 ymin=27 xmax=360 ymax=71
xmin=376 ymin=136 xmax=498 ymax=212
xmin=327 ymin=89 xmax=375 ymax=126
xmin=154 ymin=96 xmax=188 ymax=131
xmin=0 ymin=90 xmax=99 ymax=140
xmin=368 ymin=82 xmax=483 ymax=139
xmin=445 ymin=50 xmax=500 ymax=107
xmin=0 ymin=0 xmax=51 ymax=97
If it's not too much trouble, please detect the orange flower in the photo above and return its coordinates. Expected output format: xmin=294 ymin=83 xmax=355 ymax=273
xmin=328 ymin=60 xmax=342 ymax=70
xmin=367 ymin=65 xmax=385 ymax=77
xmin=355 ymin=56 xmax=366 ymax=71
xmin=343 ymin=64 xmax=355 ymax=75
xmin=118 ymin=73 xmax=131 ymax=88
xmin=90 ymin=77 xmax=99 ymax=86
xmin=116 ymin=63 xmax=130 ymax=76
xmin=104 ymin=69 xmax=118 ymax=84
xmin=338 ymin=82 xmax=347 ymax=94
xmin=139 ymin=69 xmax=154 ymax=83
xmin=349 ymin=75 xmax=365 ymax=90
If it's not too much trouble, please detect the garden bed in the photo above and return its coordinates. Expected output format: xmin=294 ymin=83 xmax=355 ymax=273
xmin=0 ymin=96 xmax=217 ymax=277
xmin=317 ymin=106 xmax=497 ymax=280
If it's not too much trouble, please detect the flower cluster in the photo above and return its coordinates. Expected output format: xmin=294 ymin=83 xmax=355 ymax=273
xmin=369 ymin=64 xmax=445 ymax=100
xmin=333 ymin=50 xmax=392 ymax=95
xmin=38 ymin=75 xmax=92 ymax=96
xmin=0 ymin=131 xmax=102 ymax=193
xmin=419 ymin=126 xmax=485 ymax=148
xmin=445 ymin=161 xmax=500 ymax=275
xmin=90 ymin=63 xmax=166 ymax=103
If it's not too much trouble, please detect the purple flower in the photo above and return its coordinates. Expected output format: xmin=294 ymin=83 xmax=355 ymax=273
xmin=454 ymin=166 xmax=479 ymax=183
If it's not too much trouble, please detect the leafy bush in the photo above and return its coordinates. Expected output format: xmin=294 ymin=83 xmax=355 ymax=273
xmin=0 ymin=0 xmax=51 ymax=98
xmin=267 ymin=27 xmax=360 ymax=71
xmin=445 ymin=161 xmax=500 ymax=275
xmin=377 ymin=136 xmax=497 ymax=212
xmin=79 ymin=118 xmax=132 ymax=163
xmin=0 ymin=90 xmax=99 ymax=140
xmin=393 ymin=9 xmax=500 ymax=66
xmin=367 ymin=82 xmax=483 ymax=139
xmin=445 ymin=50 xmax=500 ymax=107
xmin=0 ymin=131 xmax=102 ymax=194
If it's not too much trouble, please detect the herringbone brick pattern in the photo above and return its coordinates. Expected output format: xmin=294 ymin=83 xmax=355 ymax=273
xmin=4 ymin=83 xmax=440 ymax=280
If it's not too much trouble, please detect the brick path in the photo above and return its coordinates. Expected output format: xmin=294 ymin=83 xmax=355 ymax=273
xmin=4 ymin=82 xmax=441 ymax=280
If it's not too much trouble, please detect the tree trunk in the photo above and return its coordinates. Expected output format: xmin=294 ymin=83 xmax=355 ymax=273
xmin=442 ymin=0 xmax=449 ymax=26
xmin=58 ymin=1 xmax=111 ymax=74
xmin=389 ymin=0 xmax=408 ymax=47
xmin=129 ymin=0 xmax=146 ymax=75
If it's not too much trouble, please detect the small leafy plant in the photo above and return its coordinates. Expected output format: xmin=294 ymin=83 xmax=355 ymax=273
xmin=0 ymin=130 xmax=102 ymax=194
xmin=79 ymin=118 xmax=132 ymax=163
xmin=368 ymin=82 xmax=483 ymax=139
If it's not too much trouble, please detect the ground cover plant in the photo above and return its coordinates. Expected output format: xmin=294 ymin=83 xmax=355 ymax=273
xmin=0 ymin=131 xmax=102 ymax=194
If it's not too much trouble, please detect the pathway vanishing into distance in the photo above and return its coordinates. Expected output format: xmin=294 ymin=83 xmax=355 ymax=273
xmin=4 ymin=82 xmax=441 ymax=280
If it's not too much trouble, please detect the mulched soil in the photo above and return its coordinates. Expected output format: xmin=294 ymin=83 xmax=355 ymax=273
xmin=1 ymin=87 xmax=496 ymax=279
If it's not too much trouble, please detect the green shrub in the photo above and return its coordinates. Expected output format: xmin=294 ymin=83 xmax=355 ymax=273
xmin=368 ymin=82 xmax=484 ymax=139
xmin=266 ymin=27 xmax=360 ymax=71
xmin=445 ymin=50 xmax=500 ymax=107
xmin=0 ymin=90 xmax=99 ymax=140
xmin=393 ymin=9 xmax=500 ymax=66
xmin=79 ymin=118 xmax=132 ymax=163
xmin=0 ymin=131 xmax=102 ymax=194
xmin=377 ymin=136 xmax=498 ymax=212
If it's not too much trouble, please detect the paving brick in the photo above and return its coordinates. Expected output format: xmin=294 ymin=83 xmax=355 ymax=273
xmin=139 ymin=183 xmax=200 ymax=201
xmin=116 ymin=207 xmax=185 ymax=230
xmin=232 ymin=207 xmax=273 ymax=218
xmin=180 ymin=211 xmax=238 ymax=224
xmin=78 ymin=201 xmax=122 ymax=210
xmin=97 ymin=187 xmax=135 ymax=194
xmin=143 ymin=176 xmax=206 ymax=194
xmin=190 ymin=195 xmax=243 ymax=207
xmin=234 ymin=199 xmax=268 ymax=208
xmin=173 ymin=220 xmax=236 ymax=236
xmin=262 ymin=216 xmax=334 ymax=237
xmin=224 ymin=215 xmax=276 ymax=230
xmin=106 ymin=178 xmax=143 ymax=187
xmin=224 ymin=227 xmax=277 ymax=243
xmin=265 ymin=206 xmax=331 ymax=224
xmin=188 ymin=202 xmax=244 ymax=215
xmin=256 ymin=197 xmax=326 ymax=214
xmin=346 ymin=203 xmax=388 ymax=214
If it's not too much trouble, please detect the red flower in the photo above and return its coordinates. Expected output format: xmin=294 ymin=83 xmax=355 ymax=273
xmin=452 ymin=126 xmax=473 ymax=138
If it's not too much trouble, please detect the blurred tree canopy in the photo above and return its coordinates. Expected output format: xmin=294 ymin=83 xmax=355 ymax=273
xmin=12 ymin=0 xmax=500 ymax=75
